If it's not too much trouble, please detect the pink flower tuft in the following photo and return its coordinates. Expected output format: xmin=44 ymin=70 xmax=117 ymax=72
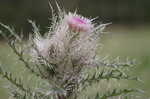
xmin=65 ymin=13 xmax=93 ymax=32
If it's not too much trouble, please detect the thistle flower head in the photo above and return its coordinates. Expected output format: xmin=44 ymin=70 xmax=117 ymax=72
xmin=29 ymin=9 xmax=107 ymax=69
xmin=65 ymin=12 xmax=94 ymax=33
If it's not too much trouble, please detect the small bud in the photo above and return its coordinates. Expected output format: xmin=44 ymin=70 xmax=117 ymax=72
xmin=65 ymin=13 xmax=93 ymax=33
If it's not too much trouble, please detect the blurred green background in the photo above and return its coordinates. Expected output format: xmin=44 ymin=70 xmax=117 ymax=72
xmin=0 ymin=0 xmax=150 ymax=98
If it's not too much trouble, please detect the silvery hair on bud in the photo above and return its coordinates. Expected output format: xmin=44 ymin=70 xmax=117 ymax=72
xmin=29 ymin=5 xmax=108 ymax=73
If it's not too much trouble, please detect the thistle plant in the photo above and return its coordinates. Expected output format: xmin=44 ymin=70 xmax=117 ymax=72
xmin=0 ymin=3 xmax=142 ymax=99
